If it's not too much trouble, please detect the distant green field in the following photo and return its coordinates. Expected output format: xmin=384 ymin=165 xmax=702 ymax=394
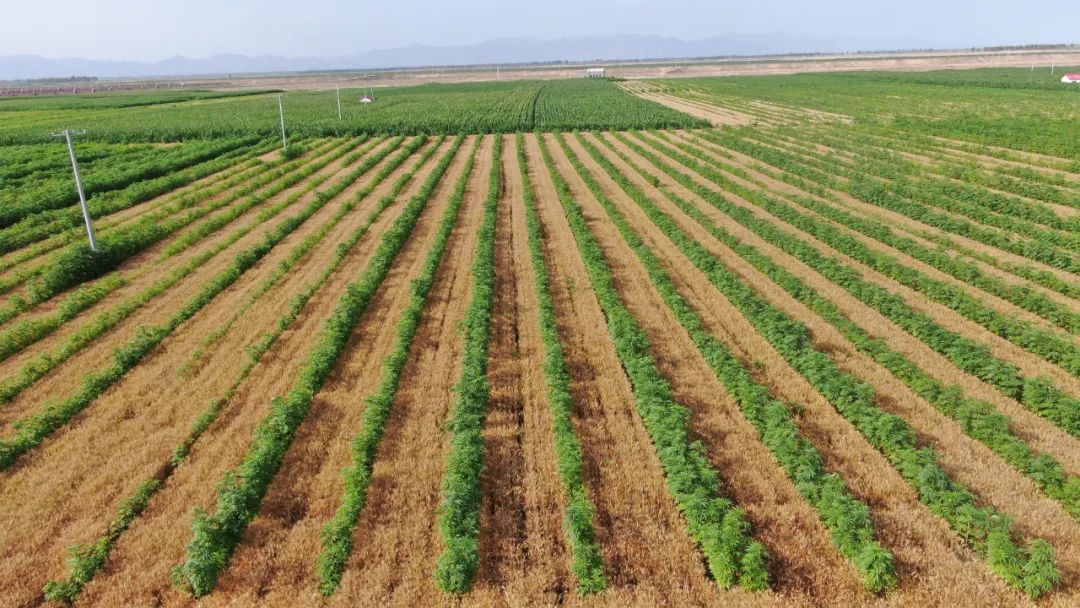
xmin=652 ymin=67 xmax=1080 ymax=157
xmin=0 ymin=79 xmax=706 ymax=144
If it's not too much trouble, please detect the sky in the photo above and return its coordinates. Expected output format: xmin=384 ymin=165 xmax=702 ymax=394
xmin=3 ymin=0 xmax=1078 ymax=60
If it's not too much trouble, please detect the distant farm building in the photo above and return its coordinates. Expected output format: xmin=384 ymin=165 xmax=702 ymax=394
xmin=1061 ymin=74 xmax=1080 ymax=84
xmin=583 ymin=67 xmax=606 ymax=78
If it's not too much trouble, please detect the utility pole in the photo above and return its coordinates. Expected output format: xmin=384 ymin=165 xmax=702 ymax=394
xmin=336 ymin=84 xmax=342 ymax=121
xmin=51 ymin=129 xmax=99 ymax=252
xmin=277 ymin=94 xmax=288 ymax=152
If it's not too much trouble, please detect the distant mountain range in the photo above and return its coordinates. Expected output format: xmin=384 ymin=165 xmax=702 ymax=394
xmin=0 ymin=33 xmax=938 ymax=81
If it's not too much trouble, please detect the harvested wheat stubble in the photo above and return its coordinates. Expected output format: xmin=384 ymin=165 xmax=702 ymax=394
xmin=550 ymin=133 xmax=874 ymax=605
xmin=199 ymin=137 xmax=482 ymax=606
xmin=0 ymin=138 xmax=361 ymax=389
xmin=634 ymin=132 xmax=1080 ymax=407
xmin=0 ymin=138 xmax=383 ymax=432
xmin=587 ymin=132 xmax=1026 ymax=606
xmin=578 ymin=133 xmax=1080 ymax=606
xmin=0 ymin=138 xmax=445 ymax=608
xmin=468 ymin=135 xmax=576 ymax=604
xmin=518 ymin=133 xmax=723 ymax=607
xmin=321 ymin=137 xmax=487 ymax=608
xmin=597 ymin=132 xmax=1080 ymax=488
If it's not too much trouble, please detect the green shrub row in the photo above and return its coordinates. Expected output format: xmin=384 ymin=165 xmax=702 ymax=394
xmin=594 ymin=133 xmax=1080 ymax=523
xmin=536 ymin=133 xmax=770 ymax=591
xmin=606 ymin=132 xmax=1061 ymax=598
xmin=571 ymin=132 xmax=896 ymax=592
xmin=636 ymin=132 xmax=1080 ymax=438
xmin=315 ymin=136 xmax=478 ymax=595
xmin=513 ymin=133 xmax=607 ymax=594
xmin=171 ymin=135 xmax=466 ymax=597
xmin=433 ymin=136 xmax=501 ymax=593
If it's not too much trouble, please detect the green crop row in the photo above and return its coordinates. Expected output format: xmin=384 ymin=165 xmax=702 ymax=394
xmin=593 ymin=132 xmax=1080 ymax=523
xmin=642 ymin=132 xmax=1080 ymax=438
xmin=0 ymin=138 xmax=255 ymax=230
xmin=434 ymin=136 xmax=500 ymax=593
xmin=186 ymin=136 xmax=430 ymax=369
xmin=604 ymin=132 xmax=1062 ymax=598
xmin=0 ymin=80 xmax=704 ymax=145
xmin=706 ymin=129 xmax=1080 ymax=275
xmin=24 ymin=138 xmax=354 ymax=309
xmin=0 ymin=146 xmax=272 ymax=289
xmin=514 ymin=133 xmax=607 ymax=594
xmin=40 ymin=137 xmax=433 ymax=608
xmin=0 ymin=141 xmax=362 ymax=406
xmin=536 ymin=133 xmax=770 ymax=591
xmin=0 ymin=140 xmax=262 ymax=256
xmin=171 ymin=135 xmax=466 ymax=597
xmin=316 ymin=136 xmax=477 ymax=595
xmin=732 ymin=129 xmax=1080 ymax=336
xmin=0 ymin=138 xmax=396 ymax=469
xmin=566 ymin=132 xmax=896 ymax=592
xmin=691 ymin=129 xmax=1080 ymax=309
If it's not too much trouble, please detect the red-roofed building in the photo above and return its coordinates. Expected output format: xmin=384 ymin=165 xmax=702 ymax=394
xmin=1061 ymin=74 xmax=1080 ymax=84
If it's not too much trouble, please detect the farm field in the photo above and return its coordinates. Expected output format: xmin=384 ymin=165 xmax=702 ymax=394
xmin=0 ymin=69 xmax=1078 ymax=607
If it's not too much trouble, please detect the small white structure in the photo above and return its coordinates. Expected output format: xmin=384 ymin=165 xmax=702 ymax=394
xmin=359 ymin=95 xmax=374 ymax=103
xmin=1061 ymin=73 xmax=1080 ymax=84
xmin=582 ymin=67 xmax=606 ymax=78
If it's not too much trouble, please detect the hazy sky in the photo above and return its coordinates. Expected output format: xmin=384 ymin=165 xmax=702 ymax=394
xmin=4 ymin=0 xmax=1078 ymax=60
